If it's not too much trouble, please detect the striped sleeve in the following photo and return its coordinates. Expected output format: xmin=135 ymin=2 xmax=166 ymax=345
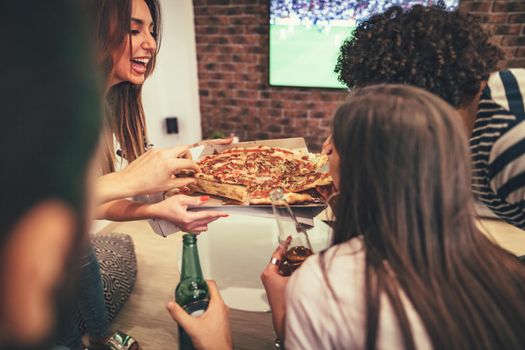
xmin=470 ymin=69 xmax=525 ymax=228
xmin=488 ymin=69 xmax=525 ymax=119
xmin=486 ymin=70 xmax=525 ymax=207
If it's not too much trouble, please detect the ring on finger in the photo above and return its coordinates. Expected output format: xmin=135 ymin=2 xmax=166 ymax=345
xmin=270 ymin=257 xmax=280 ymax=266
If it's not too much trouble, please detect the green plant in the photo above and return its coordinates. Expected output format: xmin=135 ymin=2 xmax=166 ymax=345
xmin=209 ymin=130 xmax=227 ymax=139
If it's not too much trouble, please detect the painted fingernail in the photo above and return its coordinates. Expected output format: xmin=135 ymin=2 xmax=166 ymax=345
xmin=201 ymin=195 xmax=210 ymax=201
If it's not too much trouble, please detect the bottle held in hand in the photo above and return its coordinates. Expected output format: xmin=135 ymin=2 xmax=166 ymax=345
xmin=175 ymin=234 xmax=209 ymax=350
xmin=270 ymin=189 xmax=314 ymax=276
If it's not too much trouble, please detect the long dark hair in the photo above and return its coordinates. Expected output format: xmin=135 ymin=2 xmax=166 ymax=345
xmin=84 ymin=0 xmax=162 ymax=173
xmin=325 ymin=84 xmax=525 ymax=349
xmin=0 ymin=1 xmax=101 ymax=248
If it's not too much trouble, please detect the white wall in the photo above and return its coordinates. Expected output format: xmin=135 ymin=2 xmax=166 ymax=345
xmin=142 ymin=0 xmax=201 ymax=148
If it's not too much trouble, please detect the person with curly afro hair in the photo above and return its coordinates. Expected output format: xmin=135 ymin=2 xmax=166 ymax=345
xmin=334 ymin=4 xmax=525 ymax=230
xmin=335 ymin=5 xmax=502 ymax=111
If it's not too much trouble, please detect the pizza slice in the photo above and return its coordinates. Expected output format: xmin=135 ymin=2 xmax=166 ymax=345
xmin=283 ymin=172 xmax=332 ymax=192
xmin=191 ymin=173 xmax=250 ymax=203
xmin=307 ymin=153 xmax=328 ymax=170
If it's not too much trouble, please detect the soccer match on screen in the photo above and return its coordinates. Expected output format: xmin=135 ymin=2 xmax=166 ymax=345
xmin=269 ymin=0 xmax=460 ymax=89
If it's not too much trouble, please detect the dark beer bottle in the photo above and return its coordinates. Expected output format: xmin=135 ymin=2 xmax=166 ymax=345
xmin=175 ymin=234 xmax=209 ymax=350
xmin=270 ymin=189 xmax=314 ymax=276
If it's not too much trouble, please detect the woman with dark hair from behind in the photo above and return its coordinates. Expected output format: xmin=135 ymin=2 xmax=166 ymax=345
xmin=0 ymin=1 xmax=101 ymax=349
xmin=270 ymin=85 xmax=525 ymax=349
xmin=169 ymin=85 xmax=525 ymax=349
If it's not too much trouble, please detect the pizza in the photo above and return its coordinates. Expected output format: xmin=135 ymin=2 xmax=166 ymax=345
xmin=185 ymin=146 xmax=332 ymax=205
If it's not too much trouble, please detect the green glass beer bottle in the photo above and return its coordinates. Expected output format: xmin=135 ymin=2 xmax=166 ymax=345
xmin=175 ymin=234 xmax=209 ymax=350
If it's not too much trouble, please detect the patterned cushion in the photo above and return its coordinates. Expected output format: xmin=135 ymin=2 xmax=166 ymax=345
xmin=78 ymin=233 xmax=137 ymax=333
xmin=92 ymin=233 xmax=137 ymax=320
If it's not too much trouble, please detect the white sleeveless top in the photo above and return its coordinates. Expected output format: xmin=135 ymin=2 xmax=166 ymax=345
xmin=285 ymin=237 xmax=432 ymax=349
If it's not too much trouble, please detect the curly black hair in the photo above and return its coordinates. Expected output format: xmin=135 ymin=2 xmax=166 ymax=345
xmin=334 ymin=5 xmax=504 ymax=108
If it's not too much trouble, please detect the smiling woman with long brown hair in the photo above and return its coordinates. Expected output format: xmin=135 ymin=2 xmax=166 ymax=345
xmin=86 ymin=0 xmax=226 ymax=226
xmin=56 ymin=1 xmax=227 ymax=349
xmin=92 ymin=0 xmax=160 ymax=174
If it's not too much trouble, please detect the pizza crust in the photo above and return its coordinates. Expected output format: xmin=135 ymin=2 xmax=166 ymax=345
xmin=191 ymin=178 xmax=249 ymax=203
xmin=194 ymin=173 xmax=215 ymax=181
xmin=249 ymin=192 xmax=315 ymax=205
xmin=283 ymin=192 xmax=315 ymax=204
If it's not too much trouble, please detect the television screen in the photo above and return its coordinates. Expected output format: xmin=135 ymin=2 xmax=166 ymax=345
xmin=269 ymin=0 xmax=460 ymax=89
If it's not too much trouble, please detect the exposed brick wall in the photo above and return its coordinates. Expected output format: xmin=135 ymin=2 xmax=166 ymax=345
xmin=459 ymin=1 xmax=525 ymax=68
xmin=193 ymin=0 xmax=346 ymax=151
xmin=194 ymin=0 xmax=525 ymax=151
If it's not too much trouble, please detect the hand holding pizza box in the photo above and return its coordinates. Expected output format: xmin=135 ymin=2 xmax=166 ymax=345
xmin=134 ymin=193 xmax=228 ymax=237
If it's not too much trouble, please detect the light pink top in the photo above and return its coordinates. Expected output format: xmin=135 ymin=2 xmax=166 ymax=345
xmin=285 ymin=237 xmax=432 ymax=350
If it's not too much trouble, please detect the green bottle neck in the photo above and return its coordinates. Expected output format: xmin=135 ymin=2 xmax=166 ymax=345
xmin=180 ymin=234 xmax=204 ymax=280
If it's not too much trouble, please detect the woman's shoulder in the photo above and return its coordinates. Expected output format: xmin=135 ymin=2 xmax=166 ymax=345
xmin=303 ymin=236 xmax=365 ymax=271
xmin=285 ymin=237 xmax=369 ymax=349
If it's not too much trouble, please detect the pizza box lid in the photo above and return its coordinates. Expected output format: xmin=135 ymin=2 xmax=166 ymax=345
xmin=183 ymin=137 xmax=327 ymax=220
xmin=196 ymin=137 xmax=308 ymax=160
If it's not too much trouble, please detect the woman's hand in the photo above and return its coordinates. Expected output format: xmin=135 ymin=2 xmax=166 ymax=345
xmin=167 ymin=280 xmax=232 ymax=350
xmin=321 ymin=135 xmax=333 ymax=155
xmin=121 ymin=146 xmax=200 ymax=194
xmin=260 ymin=245 xmax=289 ymax=341
xmin=96 ymin=147 xmax=199 ymax=204
xmin=149 ymin=195 xmax=228 ymax=233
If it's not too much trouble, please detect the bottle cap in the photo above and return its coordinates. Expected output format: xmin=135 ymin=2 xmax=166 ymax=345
xmin=182 ymin=234 xmax=197 ymax=244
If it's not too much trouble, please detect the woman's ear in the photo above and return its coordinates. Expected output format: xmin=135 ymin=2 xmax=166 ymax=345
xmin=0 ymin=200 xmax=75 ymax=345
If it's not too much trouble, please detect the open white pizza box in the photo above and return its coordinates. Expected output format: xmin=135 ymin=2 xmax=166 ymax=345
xmin=185 ymin=137 xmax=328 ymax=224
